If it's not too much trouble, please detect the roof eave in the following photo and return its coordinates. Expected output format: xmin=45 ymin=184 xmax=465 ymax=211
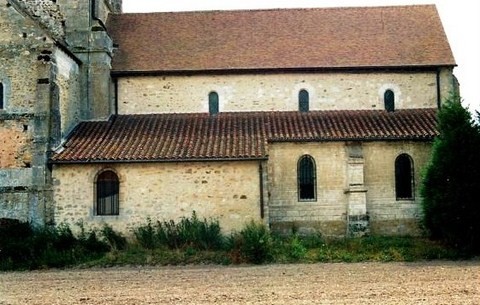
xmin=110 ymin=64 xmax=457 ymax=77
xmin=49 ymin=156 xmax=269 ymax=165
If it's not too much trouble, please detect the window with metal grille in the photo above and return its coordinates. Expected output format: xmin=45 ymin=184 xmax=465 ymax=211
xmin=0 ymin=82 xmax=4 ymax=109
xmin=298 ymin=155 xmax=316 ymax=201
xmin=96 ymin=170 xmax=120 ymax=215
xmin=384 ymin=89 xmax=395 ymax=112
xmin=299 ymin=89 xmax=309 ymax=112
xmin=209 ymin=91 xmax=219 ymax=115
xmin=395 ymin=153 xmax=414 ymax=200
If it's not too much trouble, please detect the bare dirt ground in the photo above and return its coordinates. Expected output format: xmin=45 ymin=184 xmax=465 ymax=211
xmin=1 ymin=261 xmax=479 ymax=305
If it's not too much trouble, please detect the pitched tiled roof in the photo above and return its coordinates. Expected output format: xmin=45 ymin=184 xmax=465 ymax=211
xmin=107 ymin=5 xmax=455 ymax=73
xmin=51 ymin=109 xmax=438 ymax=163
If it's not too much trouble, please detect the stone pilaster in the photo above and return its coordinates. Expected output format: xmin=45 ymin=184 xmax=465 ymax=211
xmin=345 ymin=143 xmax=369 ymax=237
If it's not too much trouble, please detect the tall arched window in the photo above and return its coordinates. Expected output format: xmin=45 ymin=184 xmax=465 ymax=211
xmin=384 ymin=89 xmax=395 ymax=112
xmin=96 ymin=170 xmax=120 ymax=215
xmin=298 ymin=155 xmax=316 ymax=201
xmin=0 ymin=82 xmax=4 ymax=110
xmin=395 ymin=153 xmax=414 ymax=200
xmin=209 ymin=91 xmax=219 ymax=115
xmin=299 ymin=89 xmax=309 ymax=112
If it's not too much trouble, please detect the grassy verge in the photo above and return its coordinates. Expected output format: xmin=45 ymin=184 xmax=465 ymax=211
xmin=0 ymin=216 xmax=469 ymax=271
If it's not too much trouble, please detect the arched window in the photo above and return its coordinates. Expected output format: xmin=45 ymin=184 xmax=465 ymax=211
xmin=384 ymin=89 xmax=395 ymax=112
xmin=298 ymin=155 xmax=316 ymax=201
xmin=395 ymin=154 xmax=414 ymax=200
xmin=299 ymin=89 xmax=309 ymax=112
xmin=96 ymin=170 xmax=120 ymax=215
xmin=0 ymin=82 xmax=4 ymax=110
xmin=209 ymin=91 xmax=219 ymax=115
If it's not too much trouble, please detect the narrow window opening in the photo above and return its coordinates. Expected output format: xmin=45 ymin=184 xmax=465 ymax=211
xmin=96 ymin=170 xmax=120 ymax=215
xmin=299 ymin=89 xmax=309 ymax=112
xmin=384 ymin=89 xmax=395 ymax=112
xmin=50 ymin=83 xmax=61 ymax=147
xmin=395 ymin=154 xmax=414 ymax=200
xmin=0 ymin=82 xmax=4 ymax=109
xmin=298 ymin=155 xmax=317 ymax=201
xmin=209 ymin=91 xmax=219 ymax=115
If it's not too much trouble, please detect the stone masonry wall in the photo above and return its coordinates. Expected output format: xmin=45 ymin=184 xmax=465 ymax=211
xmin=11 ymin=0 xmax=65 ymax=40
xmin=53 ymin=48 xmax=81 ymax=141
xmin=363 ymin=141 xmax=432 ymax=235
xmin=1 ymin=2 xmax=60 ymax=224
xmin=52 ymin=161 xmax=262 ymax=234
xmin=117 ymin=69 xmax=455 ymax=114
xmin=267 ymin=141 xmax=432 ymax=237
xmin=267 ymin=142 xmax=348 ymax=236
xmin=0 ymin=118 xmax=33 ymax=168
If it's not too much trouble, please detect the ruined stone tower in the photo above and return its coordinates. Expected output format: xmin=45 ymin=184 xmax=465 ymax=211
xmin=57 ymin=0 xmax=122 ymax=119
xmin=0 ymin=0 xmax=121 ymax=225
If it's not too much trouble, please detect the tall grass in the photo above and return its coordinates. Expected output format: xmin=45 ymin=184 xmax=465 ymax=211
xmin=132 ymin=212 xmax=224 ymax=251
xmin=1 ymin=216 xmax=466 ymax=271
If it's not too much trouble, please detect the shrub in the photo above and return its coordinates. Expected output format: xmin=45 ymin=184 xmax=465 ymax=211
xmin=101 ymin=224 xmax=127 ymax=251
xmin=133 ymin=218 xmax=158 ymax=250
xmin=286 ymin=235 xmax=307 ymax=260
xmin=0 ymin=219 xmax=34 ymax=269
xmin=0 ymin=220 xmax=111 ymax=270
xmin=228 ymin=221 xmax=273 ymax=264
xmin=422 ymin=94 xmax=480 ymax=253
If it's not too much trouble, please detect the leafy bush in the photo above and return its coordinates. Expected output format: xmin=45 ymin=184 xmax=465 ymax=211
xmin=133 ymin=218 xmax=158 ymax=250
xmin=286 ymin=235 xmax=307 ymax=260
xmin=101 ymin=224 xmax=127 ymax=251
xmin=0 ymin=219 xmax=34 ymax=269
xmin=228 ymin=221 xmax=273 ymax=264
xmin=0 ymin=220 xmax=110 ymax=270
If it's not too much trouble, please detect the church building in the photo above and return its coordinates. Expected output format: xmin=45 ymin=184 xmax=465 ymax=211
xmin=0 ymin=0 xmax=458 ymax=236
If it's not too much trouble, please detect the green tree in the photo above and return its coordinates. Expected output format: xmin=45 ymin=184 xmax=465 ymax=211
xmin=422 ymin=94 xmax=480 ymax=253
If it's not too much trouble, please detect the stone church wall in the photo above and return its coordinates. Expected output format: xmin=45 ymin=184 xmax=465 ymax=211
xmin=363 ymin=141 xmax=432 ymax=235
xmin=53 ymin=48 xmax=81 ymax=143
xmin=52 ymin=161 xmax=263 ymax=234
xmin=0 ymin=2 xmax=80 ymax=224
xmin=267 ymin=141 xmax=432 ymax=237
xmin=267 ymin=142 xmax=349 ymax=236
xmin=117 ymin=69 xmax=455 ymax=114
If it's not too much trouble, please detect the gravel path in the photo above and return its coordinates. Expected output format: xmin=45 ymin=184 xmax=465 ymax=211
xmin=1 ymin=261 xmax=479 ymax=304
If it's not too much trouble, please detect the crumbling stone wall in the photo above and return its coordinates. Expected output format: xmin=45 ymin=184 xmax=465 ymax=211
xmin=10 ymin=0 xmax=65 ymax=40
xmin=1 ymin=1 xmax=68 ymax=224
xmin=0 ymin=117 xmax=33 ymax=168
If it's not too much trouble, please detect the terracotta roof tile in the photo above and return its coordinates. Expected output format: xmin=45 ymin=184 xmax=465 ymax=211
xmin=107 ymin=5 xmax=455 ymax=73
xmin=51 ymin=109 xmax=438 ymax=163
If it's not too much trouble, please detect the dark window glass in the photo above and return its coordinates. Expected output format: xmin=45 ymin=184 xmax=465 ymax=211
xmin=96 ymin=170 xmax=120 ymax=215
xmin=209 ymin=91 xmax=219 ymax=115
xmin=298 ymin=155 xmax=316 ymax=200
xmin=395 ymin=154 xmax=414 ymax=200
xmin=299 ymin=89 xmax=309 ymax=112
xmin=384 ymin=89 xmax=395 ymax=112
xmin=0 ymin=83 xmax=4 ymax=109
xmin=50 ymin=83 xmax=61 ymax=147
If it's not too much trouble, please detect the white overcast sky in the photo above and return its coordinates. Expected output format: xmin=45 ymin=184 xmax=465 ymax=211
xmin=122 ymin=0 xmax=480 ymax=113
